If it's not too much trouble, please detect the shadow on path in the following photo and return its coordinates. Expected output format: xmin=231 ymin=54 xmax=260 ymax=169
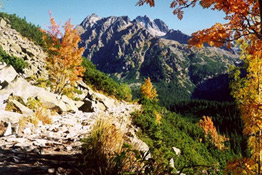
xmin=0 ymin=148 xmax=83 ymax=175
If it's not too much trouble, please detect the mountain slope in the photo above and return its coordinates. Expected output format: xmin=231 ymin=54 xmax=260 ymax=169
xmin=77 ymin=14 xmax=238 ymax=106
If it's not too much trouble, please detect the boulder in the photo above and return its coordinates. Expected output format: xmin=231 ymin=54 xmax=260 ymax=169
xmin=172 ymin=147 xmax=181 ymax=156
xmin=89 ymin=92 xmax=115 ymax=110
xmin=10 ymin=99 xmax=33 ymax=115
xmin=0 ymin=111 xmax=23 ymax=124
xmin=0 ymin=77 xmax=79 ymax=113
xmin=0 ymin=18 xmax=6 ymax=28
xmin=4 ymin=122 xmax=12 ymax=136
xmin=0 ymin=65 xmax=17 ymax=84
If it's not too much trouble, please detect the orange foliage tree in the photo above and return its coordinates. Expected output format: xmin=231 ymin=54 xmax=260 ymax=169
xmin=138 ymin=0 xmax=262 ymax=173
xmin=198 ymin=116 xmax=228 ymax=150
xmin=41 ymin=12 xmax=85 ymax=96
xmin=140 ymin=77 xmax=158 ymax=100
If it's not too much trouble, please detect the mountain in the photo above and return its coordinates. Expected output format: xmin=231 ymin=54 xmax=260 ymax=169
xmin=77 ymin=14 xmax=238 ymax=106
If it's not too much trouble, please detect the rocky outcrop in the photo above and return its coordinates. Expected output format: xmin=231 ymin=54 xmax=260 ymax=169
xmin=0 ymin=17 xmax=47 ymax=78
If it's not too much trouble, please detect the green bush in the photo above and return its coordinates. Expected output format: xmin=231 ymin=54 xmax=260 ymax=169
xmin=0 ymin=46 xmax=28 ymax=73
xmin=82 ymin=58 xmax=132 ymax=101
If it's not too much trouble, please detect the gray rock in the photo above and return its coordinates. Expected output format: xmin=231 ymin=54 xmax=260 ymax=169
xmin=11 ymin=43 xmax=22 ymax=53
xmin=11 ymin=99 xmax=33 ymax=115
xmin=172 ymin=147 xmax=181 ymax=156
xmin=0 ymin=77 xmax=79 ymax=112
xmin=0 ymin=65 xmax=17 ymax=84
xmin=0 ymin=111 xmax=22 ymax=124
xmin=0 ymin=18 xmax=7 ymax=27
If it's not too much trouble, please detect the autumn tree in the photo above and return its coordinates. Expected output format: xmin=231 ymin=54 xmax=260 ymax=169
xmin=229 ymin=41 xmax=262 ymax=174
xmin=140 ymin=77 xmax=158 ymax=100
xmin=198 ymin=116 xmax=228 ymax=150
xmin=41 ymin=12 xmax=85 ymax=96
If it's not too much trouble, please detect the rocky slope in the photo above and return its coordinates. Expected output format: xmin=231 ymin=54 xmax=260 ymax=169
xmin=0 ymin=17 xmax=148 ymax=174
xmin=76 ymin=14 xmax=239 ymax=104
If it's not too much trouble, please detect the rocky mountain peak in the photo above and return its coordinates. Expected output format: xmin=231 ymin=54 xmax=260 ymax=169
xmin=80 ymin=13 xmax=102 ymax=28
xmin=153 ymin=18 xmax=169 ymax=33
xmin=134 ymin=15 xmax=167 ymax=36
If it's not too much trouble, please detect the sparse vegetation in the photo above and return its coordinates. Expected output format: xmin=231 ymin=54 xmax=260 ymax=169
xmin=0 ymin=46 xmax=28 ymax=73
xmin=82 ymin=58 xmax=132 ymax=101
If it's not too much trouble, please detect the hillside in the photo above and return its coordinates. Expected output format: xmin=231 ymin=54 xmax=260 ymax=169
xmin=76 ymin=14 xmax=239 ymax=106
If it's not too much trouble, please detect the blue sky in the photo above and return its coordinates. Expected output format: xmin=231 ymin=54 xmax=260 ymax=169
xmin=0 ymin=0 xmax=226 ymax=35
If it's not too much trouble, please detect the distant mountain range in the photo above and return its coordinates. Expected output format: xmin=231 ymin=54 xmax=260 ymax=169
xmin=76 ymin=14 xmax=239 ymax=106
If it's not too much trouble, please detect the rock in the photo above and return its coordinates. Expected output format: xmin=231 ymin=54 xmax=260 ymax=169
xmin=11 ymin=99 xmax=33 ymax=115
xmin=66 ymin=145 xmax=72 ymax=151
xmin=61 ymin=95 xmax=78 ymax=112
xmin=0 ymin=18 xmax=47 ymax=79
xmin=0 ymin=77 xmax=79 ymax=112
xmin=89 ymin=91 xmax=115 ymax=110
xmin=33 ymin=139 xmax=48 ymax=147
xmin=170 ymin=158 xmax=174 ymax=168
xmin=48 ymin=168 xmax=55 ymax=174
xmin=0 ymin=65 xmax=17 ymax=84
xmin=0 ymin=111 xmax=23 ymax=123
xmin=4 ymin=122 xmax=12 ymax=136
xmin=11 ymin=43 xmax=22 ymax=53
xmin=0 ymin=18 xmax=7 ymax=27
xmin=23 ymin=127 xmax=31 ymax=135
xmin=172 ymin=147 xmax=181 ymax=156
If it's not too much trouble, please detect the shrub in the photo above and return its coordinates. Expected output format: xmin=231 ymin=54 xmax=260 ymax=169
xmin=0 ymin=46 xmax=28 ymax=73
xmin=81 ymin=118 xmax=124 ymax=175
